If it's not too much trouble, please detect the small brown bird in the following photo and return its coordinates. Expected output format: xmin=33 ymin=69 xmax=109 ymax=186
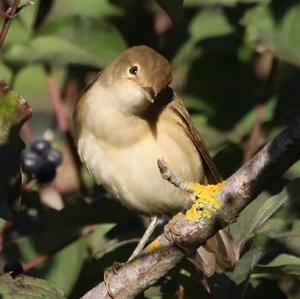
xmin=73 ymin=45 xmax=234 ymax=276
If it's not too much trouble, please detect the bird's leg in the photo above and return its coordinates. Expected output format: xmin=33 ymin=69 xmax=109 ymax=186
xmin=104 ymin=216 xmax=159 ymax=297
xmin=127 ymin=216 xmax=159 ymax=262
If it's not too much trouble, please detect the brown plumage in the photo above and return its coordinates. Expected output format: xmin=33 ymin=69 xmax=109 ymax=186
xmin=73 ymin=45 xmax=235 ymax=275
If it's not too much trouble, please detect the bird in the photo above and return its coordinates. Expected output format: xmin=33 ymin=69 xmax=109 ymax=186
xmin=73 ymin=45 xmax=235 ymax=276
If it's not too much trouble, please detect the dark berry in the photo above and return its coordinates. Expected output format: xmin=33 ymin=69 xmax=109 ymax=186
xmin=3 ymin=260 xmax=23 ymax=278
xmin=31 ymin=139 xmax=51 ymax=155
xmin=35 ymin=160 xmax=57 ymax=183
xmin=21 ymin=150 xmax=42 ymax=175
xmin=44 ymin=148 xmax=63 ymax=166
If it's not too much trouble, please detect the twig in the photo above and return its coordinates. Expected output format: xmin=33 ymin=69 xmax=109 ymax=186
xmin=21 ymin=122 xmax=33 ymax=141
xmin=81 ymin=116 xmax=300 ymax=299
xmin=45 ymin=65 xmax=69 ymax=132
xmin=0 ymin=0 xmax=20 ymax=48
xmin=157 ymin=158 xmax=188 ymax=190
xmin=244 ymin=53 xmax=278 ymax=161
xmin=22 ymin=225 xmax=95 ymax=271
xmin=0 ymin=221 xmax=11 ymax=252
xmin=45 ymin=65 xmax=87 ymax=194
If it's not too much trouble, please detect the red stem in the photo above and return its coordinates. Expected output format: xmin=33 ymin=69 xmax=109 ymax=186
xmin=0 ymin=0 xmax=20 ymax=48
xmin=45 ymin=66 xmax=69 ymax=132
xmin=21 ymin=122 xmax=33 ymax=142
xmin=22 ymin=226 xmax=95 ymax=271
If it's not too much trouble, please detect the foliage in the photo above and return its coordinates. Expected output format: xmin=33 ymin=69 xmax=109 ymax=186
xmin=0 ymin=0 xmax=300 ymax=298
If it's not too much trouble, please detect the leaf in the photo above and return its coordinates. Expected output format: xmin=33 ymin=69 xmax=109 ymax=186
xmin=4 ymin=36 xmax=105 ymax=68
xmin=50 ymin=0 xmax=123 ymax=19
xmin=228 ymin=246 xmax=265 ymax=284
xmin=47 ymin=198 xmax=137 ymax=235
xmin=173 ymin=8 xmax=235 ymax=64
xmin=255 ymin=254 xmax=300 ymax=277
xmin=229 ymin=179 xmax=295 ymax=251
xmin=189 ymin=9 xmax=235 ymax=42
xmin=184 ymin=0 xmax=269 ymax=7
xmin=256 ymin=217 xmax=286 ymax=237
xmin=40 ymin=237 xmax=87 ymax=295
xmin=276 ymin=221 xmax=300 ymax=256
xmin=0 ymin=273 xmax=65 ymax=299
xmin=37 ymin=17 xmax=127 ymax=66
xmin=2 ymin=18 xmax=31 ymax=48
xmin=244 ymin=2 xmax=300 ymax=67
xmin=0 ymin=81 xmax=32 ymax=219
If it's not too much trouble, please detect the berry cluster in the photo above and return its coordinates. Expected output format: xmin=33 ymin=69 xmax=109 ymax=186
xmin=21 ymin=139 xmax=63 ymax=183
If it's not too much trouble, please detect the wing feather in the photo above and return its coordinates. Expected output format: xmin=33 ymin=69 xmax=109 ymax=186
xmin=167 ymin=93 xmax=222 ymax=184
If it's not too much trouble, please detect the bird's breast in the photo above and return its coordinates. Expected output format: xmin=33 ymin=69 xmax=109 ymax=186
xmin=77 ymin=117 xmax=202 ymax=216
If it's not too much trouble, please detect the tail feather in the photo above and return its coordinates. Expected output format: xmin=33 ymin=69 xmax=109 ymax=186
xmin=195 ymin=229 xmax=236 ymax=277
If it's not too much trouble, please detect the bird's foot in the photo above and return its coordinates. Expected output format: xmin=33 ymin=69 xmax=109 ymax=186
xmin=185 ymin=182 xmax=225 ymax=224
xmin=104 ymin=262 xmax=124 ymax=298
xmin=163 ymin=213 xmax=183 ymax=243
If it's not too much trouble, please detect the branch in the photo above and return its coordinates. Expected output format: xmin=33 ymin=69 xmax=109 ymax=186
xmin=0 ymin=0 xmax=20 ymax=48
xmin=81 ymin=117 xmax=300 ymax=299
xmin=45 ymin=65 xmax=69 ymax=132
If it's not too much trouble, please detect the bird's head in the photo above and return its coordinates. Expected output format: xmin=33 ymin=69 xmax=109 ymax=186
xmin=103 ymin=45 xmax=173 ymax=114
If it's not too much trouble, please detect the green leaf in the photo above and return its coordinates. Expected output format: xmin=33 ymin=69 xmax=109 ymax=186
xmin=184 ymin=0 xmax=269 ymax=7
xmin=256 ymin=217 xmax=286 ymax=237
xmin=229 ymin=179 xmax=294 ymax=251
xmin=47 ymin=198 xmax=136 ymax=235
xmin=276 ymin=221 xmax=300 ymax=257
xmin=245 ymin=2 xmax=300 ymax=67
xmin=0 ymin=82 xmax=32 ymax=220
xmin=50 ymin=0 xmax=123 ymax=19
xmin=0 ymin=273 xmax=65 ymax=299
xmin=173 ymin=8 xmax=235 ymax=64
xmin=228 ymin=246 xmax=265 ymax=284
xmin=4 ymin=36 xmax=105 ymax=68
xmin=189 ymin=9 xmax=235 ymax=42
xmin=255 ymin=254 xmax=300 ymax=277
xmin=2 ymin=18 xmax=31 ymax=48
xmin=37 ymin=17 xmax=127 ymax=65
xmin=40 ymin=238 xmax=87 ymax=295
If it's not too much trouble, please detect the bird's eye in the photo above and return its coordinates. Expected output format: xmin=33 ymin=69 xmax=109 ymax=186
xmin=129 ymin=65 xmax=138 ymax=76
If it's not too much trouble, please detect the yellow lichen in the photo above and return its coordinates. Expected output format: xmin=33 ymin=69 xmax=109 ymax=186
xmin=185 ymin=181 xmax=225 ymax=222
xmin=145 ymin=236 xmax=162 ymax=253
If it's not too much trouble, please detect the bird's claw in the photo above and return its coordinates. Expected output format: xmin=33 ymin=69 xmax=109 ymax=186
xmin=164 ymin=214 xmax=195 ymax=256
xmin=104 ymin=262 xmax=124 ymax=298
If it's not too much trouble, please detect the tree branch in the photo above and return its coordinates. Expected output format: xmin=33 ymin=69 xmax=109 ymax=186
xmin=81 ymin=117 xmax=300 ymax=299
xmin=0 ymin=0 xmax=20 ymax=48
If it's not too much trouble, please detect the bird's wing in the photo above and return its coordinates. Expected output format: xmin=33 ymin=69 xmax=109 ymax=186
xmin=167 ymin=92 xmax=235 ymax=276
xmin=168 ymin=93 xmax=222 ymax=183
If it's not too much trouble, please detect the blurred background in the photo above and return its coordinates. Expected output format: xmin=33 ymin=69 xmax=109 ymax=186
xmin=0 ymin=0 xmax=300 ymax=298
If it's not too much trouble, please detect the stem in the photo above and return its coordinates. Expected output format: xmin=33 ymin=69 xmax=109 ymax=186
xmin=45 ymin=65 xmax=69 ymax=132
xmin=0 ymin=0 xmax=20 ymax=48
xmin=22 ymin=225 xmax=95 ymax=271
xmin=244 ymin=53 xmax=278 ymax=161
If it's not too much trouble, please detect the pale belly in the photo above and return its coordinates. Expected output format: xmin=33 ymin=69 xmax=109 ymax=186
xmin=78 ymin=130 xmax=202 ymax=216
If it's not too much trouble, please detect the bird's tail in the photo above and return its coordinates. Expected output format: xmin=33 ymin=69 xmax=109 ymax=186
xmin=194 ymin=229 xmax=236 ymax=277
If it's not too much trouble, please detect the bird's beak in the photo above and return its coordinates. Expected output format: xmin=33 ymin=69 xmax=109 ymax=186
xmin=143 ymin=87 xmax=157 ymax=103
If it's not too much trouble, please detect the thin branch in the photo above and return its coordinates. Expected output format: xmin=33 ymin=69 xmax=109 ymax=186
xmin=244 ymin=53 xmax=277 ymax=161
xmin=45 ymin=65 xmax=87 ymax=194
xmin=81 ymin=117 xmax=300 ymax=299
xmin=22 ymin=225 xmax=96 ymax=271
xmin=45 ymin=65 xmax=69 ymax=132
xmin=0 ymin=0 xmax=20 ymax=48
